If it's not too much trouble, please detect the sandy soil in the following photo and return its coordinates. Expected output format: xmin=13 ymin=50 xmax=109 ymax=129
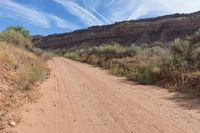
xmin=15 ymin=57 xmax=200 ymax=133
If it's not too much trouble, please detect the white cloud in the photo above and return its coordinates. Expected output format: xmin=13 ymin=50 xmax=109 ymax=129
xmin=1 ymin=0 xmax=200 ymax=31
xmin=81 ymin=0 xmax=140 ymax=23
xmin=82 ymin=0 xmax=111 ymax=24
xmin=107 ymin=0 xmax=138 ymax=22
xmin=54 ymin=0 xmax=103 ymax=26
xmin=49 ymin=15 xmax=79 ymax=29
xmin=128 ymin=0 xmax=156 ymax=20
xmin=80 ymin=0 xmax=200 ymax=23
xmin=129 ymin=0 xmax=200 ymax=20
xmin=0 ymin=0 xmax=78 ymax=29
xmin=158 ymin=0 xmax=200 ymax=13
xmin=0 ymin=0 xmax=50 ymax=28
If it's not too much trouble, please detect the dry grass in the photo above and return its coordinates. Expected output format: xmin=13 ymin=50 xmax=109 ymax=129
xmin=0 ymin=41 xmax=49 ymax=131
xmin=0 ymin=42 xmax=49 ymax=90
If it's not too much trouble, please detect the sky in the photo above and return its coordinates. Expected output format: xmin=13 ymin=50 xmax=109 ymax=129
xmin=0 ymin=0 xmax=200 ymax=35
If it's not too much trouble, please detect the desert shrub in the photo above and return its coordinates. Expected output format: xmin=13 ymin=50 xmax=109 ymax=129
xmin=64 ymin=51 xmax=82 ymax=61
xmin=129 ymin=63 xmax=156 ymax=84
xmin=149 ymin=41 xmax=165 ymax=47
xmin=0 ymin=25 xmax=32 ymax=48
xmin=188 ymin=30 xmax=200 ymax=44
xmin=76 ymin=44 xmax=143 ymax=61
xmin=0 ymin=30 xmax=26 ymax=46
xmin=170 ymin=38 xmax=200 ymax=71
xmin=109 ymin=63 xmax=130 ymax=76
xmin=6 ymin=25 xmax=31 ymax=39
xmin=110 ymin=65 xmax=125 ymax=76
xmin=64 ymin=44 xmax=142 ymax=63
xmin=32 ymin=48 xmax=57 ymax=60
xmin=64 ymin=32 xmax=200 ymax=96
xmin=32 ymin=48 xmax=45 ymax=56
xmin=93 ymin=44 xmax=125 ymax=59
xmin=149 ymin=46 xmax=167 ymax=56
xmin=127 ymin=46 xmax=168 ymax=84
xmin=192 ymin=47 xmax=200 ymax=69
xmin=124 ymin=44 xmax=141 ymax=57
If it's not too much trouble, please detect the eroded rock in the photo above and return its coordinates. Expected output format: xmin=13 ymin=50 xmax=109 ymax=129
xmin=33 ymin=11 xmax=200 ymax=49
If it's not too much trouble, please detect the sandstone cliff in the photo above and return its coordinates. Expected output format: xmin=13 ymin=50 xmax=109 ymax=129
xmin=33 ymin=11 xmax=200 ymax=49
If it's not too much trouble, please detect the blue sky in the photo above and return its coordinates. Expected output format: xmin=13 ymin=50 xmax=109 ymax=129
xmin=0 ymin=0 xmax=200 ymax=35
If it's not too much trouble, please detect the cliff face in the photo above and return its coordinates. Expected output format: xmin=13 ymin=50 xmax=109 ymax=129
xmin=33 ymin=11 xmax=200 ymax=49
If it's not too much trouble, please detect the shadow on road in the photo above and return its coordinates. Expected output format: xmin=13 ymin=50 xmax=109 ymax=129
xmin=118 ymin=78 xmax=200 ymax=111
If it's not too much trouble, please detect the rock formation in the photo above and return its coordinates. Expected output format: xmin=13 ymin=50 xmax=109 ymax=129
xmin=33 ymin=11 xmax=200 ymax=49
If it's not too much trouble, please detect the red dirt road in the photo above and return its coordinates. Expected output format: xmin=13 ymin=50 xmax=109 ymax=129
xmin=16 ymin=57 xmax=200 ymax=133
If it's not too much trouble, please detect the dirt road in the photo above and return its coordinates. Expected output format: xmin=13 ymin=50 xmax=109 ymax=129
xmin=16 ymin=57 xmax=200 ymax=133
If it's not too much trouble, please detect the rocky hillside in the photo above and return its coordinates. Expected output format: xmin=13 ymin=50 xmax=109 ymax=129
xmin=33 ymin=11 xmax=200 ymax=49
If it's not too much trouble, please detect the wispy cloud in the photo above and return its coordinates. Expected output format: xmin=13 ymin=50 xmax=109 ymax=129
xmin=128 ymin=0 xmax=200 ymax=20
xmin=0 ymin=0 xmax=78 ymax=29
xmin=82 ymin=0 xmax=111 ymax=24
xmin=80 ymin=0 xmax=200 ymax=23
xmin=81 ymin=0 xmax=138 ymax=23
xmin=54 ymin=0 xmax=103 ymax=26
xmin=157 ymin=0 xmax=200 ymax=13
xmin=128 ymin=0 xmax=155 ymax=20
xmin=49 ymin=15 xmax=79 ymax=29
xmin=107 ymin=0 xmax=137 ymax=22
xmin=0 ymin=0 xmax=50 ymax=28
xmin=1 ymin=0 xmax=200 ymax=34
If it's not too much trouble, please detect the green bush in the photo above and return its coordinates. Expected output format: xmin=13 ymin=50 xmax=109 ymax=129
xmin=110 ymin=65 xmax=127 ymax=76
xmin=6 ymin=25 xmax=31 ymax=39
xmin=170 ymin=38 xmax=200 ymax=71
xmin=127 ymin=55 xmax=162 ymax=84
xmin=93 ymin=44 xmax=125 ymax=59
xmin=124 ymin=44 xmax=141 ymax=57
xmin=0 ymin=25 xmax=31 ymax=47
xmin=129 ymin=63 xmax=155 ymax=84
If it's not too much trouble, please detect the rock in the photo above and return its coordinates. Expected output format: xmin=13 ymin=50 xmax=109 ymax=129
xmin=33 ymin=11 xmax=200 ymax=49
xmin=8 ymin=121 xmax=16 ymax=127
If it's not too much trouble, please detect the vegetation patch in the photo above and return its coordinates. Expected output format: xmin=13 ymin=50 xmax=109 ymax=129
xmin=0 ymin=26 xmax=49 ymax=132
xmin=64 ymin=31 xmax=200 ymax=97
